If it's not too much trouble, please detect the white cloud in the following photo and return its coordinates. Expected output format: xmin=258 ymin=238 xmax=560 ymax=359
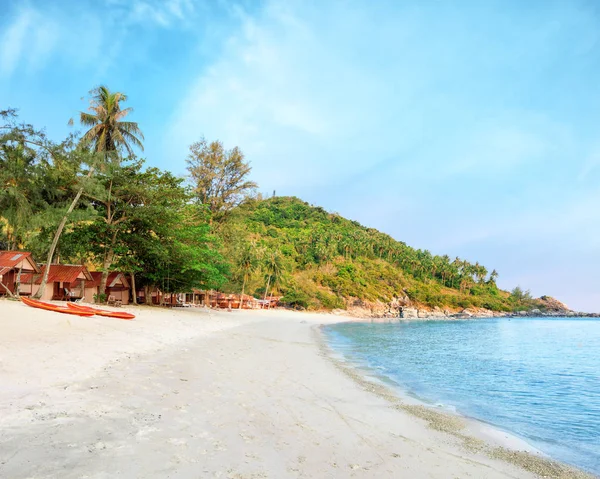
xmin=27 ymin=17 xmax=60 ymax=71
xmin=0 ymin=5 xmax=88 ymax=79
xmin=167 ymin=1 xmax=415 ymax=189
xmin=167 ymin=0 xmax=585 ymax=192
xmin=0 ymin=8 xmax=34 ymax=77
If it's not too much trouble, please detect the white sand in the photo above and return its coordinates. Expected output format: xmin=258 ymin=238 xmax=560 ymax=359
xmin=0 ymin=300 xmax=587 ymax=478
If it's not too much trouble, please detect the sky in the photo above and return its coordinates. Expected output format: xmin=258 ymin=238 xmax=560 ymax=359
xmin=1 ymin=0 xmax=599 ymax=311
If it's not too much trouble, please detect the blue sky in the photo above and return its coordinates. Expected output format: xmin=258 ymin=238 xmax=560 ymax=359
xmin=1 ymin=0 xmax=599 ymax=311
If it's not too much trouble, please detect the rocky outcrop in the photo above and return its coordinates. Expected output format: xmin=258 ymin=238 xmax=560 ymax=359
xmin=339 ymin=294 xmax=598 ymax=321
xmin=538 ymin=295 xmax=569 ymax=312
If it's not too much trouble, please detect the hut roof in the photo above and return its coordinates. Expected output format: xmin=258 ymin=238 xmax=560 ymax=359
xmin=21 ymin=264 xmax=93 ymax=284
xmin=89 ymin=272 xmax=130 ymax=289
xmin=0 ymin=251 xmax=40 ymax=276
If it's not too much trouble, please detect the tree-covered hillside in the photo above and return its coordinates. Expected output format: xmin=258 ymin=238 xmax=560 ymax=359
xmin=218 ymin=196 xmax=541 ymax=312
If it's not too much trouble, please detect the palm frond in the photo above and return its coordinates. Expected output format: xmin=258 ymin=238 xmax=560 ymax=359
xmin=120 ymin=130 xmax=144 ymax=152
xmin=81 ymin=124 xmax=103 ymax=147
xmin=80 ymin=111 xmax=99 ymax=126
xmin=114 ymin=107 xmax=133 ymax=121
xmin=118 ymin=121 xmax=145 ymax=140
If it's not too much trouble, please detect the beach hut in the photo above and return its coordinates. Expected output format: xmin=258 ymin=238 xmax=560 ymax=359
xmin=87 ymin=272 xmax=131 ymax=305
xmin=20 ymin=264 xmax=93 ymax=301
xmin=135 ymin=285 xmax=161 ymax=305
xmin=211 ymin=292 xmax=260 ymax=309
xmin=263 ymin=295 xmax=282 ymax=309
xmin=0 ymin=251 xmax=40 ymax=297
xmin=185 ymin=288 xmax=209 ymax=306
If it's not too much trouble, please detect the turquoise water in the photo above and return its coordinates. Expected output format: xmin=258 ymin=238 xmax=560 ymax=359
xmin=323 ymin=318 xmax=600 ymax=475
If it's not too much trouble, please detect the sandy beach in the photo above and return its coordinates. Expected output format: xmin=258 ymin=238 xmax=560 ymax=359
xmin=0 ymin=300 xmax=591 ymax=478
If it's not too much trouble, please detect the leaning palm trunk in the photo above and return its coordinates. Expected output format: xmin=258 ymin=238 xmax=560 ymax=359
xmin=34 ymin=166 xmax=95 ymax=299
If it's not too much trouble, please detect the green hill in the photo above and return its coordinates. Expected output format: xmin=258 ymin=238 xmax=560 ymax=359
xmin=218 ymin=196 xmax=539 ymax=313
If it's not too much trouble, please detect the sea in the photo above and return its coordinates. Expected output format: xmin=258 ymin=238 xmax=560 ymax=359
xmin=323 ymin=317 xmax=600 ymax=475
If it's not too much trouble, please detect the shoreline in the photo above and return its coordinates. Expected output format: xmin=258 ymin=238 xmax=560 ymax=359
xmin=319 ymin=325 xmax=541 ymax=449
xmin=317 ymin=321 xmax=593 ymax=478
xmin=0 ymin=300 xmax=595 ymax=478
xmin=332 ymin=308 xmax=600 ymax=321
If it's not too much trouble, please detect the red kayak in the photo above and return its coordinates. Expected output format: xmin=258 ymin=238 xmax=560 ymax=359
xmin=66 ymin=302 xmax=135 ymax=320
xmin=21 ymin=297 xmax=95 ymax=317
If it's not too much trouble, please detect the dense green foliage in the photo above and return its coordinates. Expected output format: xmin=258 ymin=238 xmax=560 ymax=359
xmin=217 ymin=196 xmax=541 ymax=312
xmin=1 ymin=103 xmax=227 ymax=301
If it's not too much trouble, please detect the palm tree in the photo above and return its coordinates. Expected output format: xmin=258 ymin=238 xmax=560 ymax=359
xmin=80 ymin=86 xmax=144 ymax=296
xmin=263 ymin=251 xmax=284 ymax=308
xmin=35 ymin=86 xmax=143 ymax=299
xmin=237 ymin=243 xmax=259 ymax=309
xmin=79 ymin=86 xmax=144 ymax=158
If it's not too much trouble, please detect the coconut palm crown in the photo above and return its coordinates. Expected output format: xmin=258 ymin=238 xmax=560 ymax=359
xmin=79 ymin=85 xmax=144 ymax=157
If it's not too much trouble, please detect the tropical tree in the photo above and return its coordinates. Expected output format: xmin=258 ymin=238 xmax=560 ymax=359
xmin=236 ymin=243 xmax=260 ymax=309
xmin=186 ymin=138 xmax=257 ymax=220
xmin=79 ymin=86 xmax=144 ymax=158
xmin=262 ymin=250 xmax=285 ymax=306
xmin=510 ymin=286 xmax=532 ymax=302
xmin=0 ymin=142 xmax=38 ymax=250
xmin=64 ymin=160 xmax=183 ymax=297
xmin=34 ymin=86 xmax=143 ymax=298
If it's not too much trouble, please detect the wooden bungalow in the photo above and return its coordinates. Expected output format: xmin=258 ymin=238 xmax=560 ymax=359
xmin=20 ymin=264 xmax=93 ymax=301
xmin=87 ymin=272 xmax=131 ymax=305
xmin=185 ymin=289 xmax=209 ymax=306
xmin=257 ymin=296 xmax=282 ymax=309
xmin=182 ymin=290 xmax=261 ymax=309
xmin=136 ymin=286 xmax=162 ymax=305
xmin=208 ymin=292 xmax=259 ymax=309
xmin=135 ymin=288 xmax=187 ymax=306
xmin=0 ymin=251 xmax=40 ymax=297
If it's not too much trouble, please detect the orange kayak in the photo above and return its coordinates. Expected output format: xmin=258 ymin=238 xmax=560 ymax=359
xmin=66 ymin=302 xmax=135 ymax=320
xmin=21 ymin=297 xmax=95 ymax=317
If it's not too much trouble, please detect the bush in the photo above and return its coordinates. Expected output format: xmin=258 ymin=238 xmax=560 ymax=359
xmin=316 ymin=290 xmax=344 ymax=309
xmin=281 ymin=288 xmax=310 ymax=309
xmin=93 ymin=293 xmax=107 ymax=304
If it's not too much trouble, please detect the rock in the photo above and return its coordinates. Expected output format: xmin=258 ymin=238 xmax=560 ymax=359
xmin=400 ymin=307 xmax=419 ymax=319
xmin=427 ymin=309 xmax=447 ymax=318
